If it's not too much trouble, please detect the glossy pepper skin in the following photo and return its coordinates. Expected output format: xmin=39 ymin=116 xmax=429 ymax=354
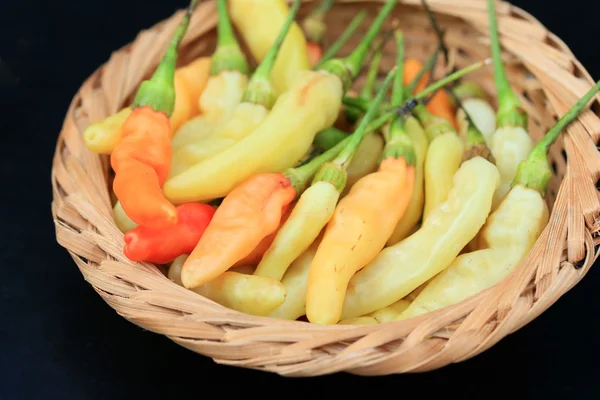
xmin=398 ymin=185 xmax=549 ymax=320
xmin=306 ymin=157 xmax=415 ymax=325
xmin=123 ymin=202 xmax=216 ymax=264
xmin=111 ymin=107 xmax=177 ymax=229
xmin=164 ymin=71 xmax=343 ymax=203
xmin=229 ymin=0 xmax=310 ymax=95
xmin=338 ymin=299 xmax=411 ymax=325
xmin=180 ymin=173 xmax=296 ymax=289
xmin=168 ymin=255 xmax=286 ymax=316
xmin=83 ymin=57 xmax=211 ymax=155
xmin=340 ymin=157 xmax=500 ymax=320
xmin=342 ymin=132 xmax=384 ymax=196
xmin=386 ymin=116 xmax=429 ymax=245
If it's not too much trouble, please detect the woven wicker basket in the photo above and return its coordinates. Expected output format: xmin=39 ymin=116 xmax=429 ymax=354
xmin=51 ymin=0 xmax=600 ymax=376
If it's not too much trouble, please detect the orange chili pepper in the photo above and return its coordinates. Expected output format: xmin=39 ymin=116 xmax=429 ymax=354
xmin=111 ymin=1 xmax=198 ymax=229
xmin=123 ymin=202 xmax=216 ymax=264
xmin=170 ymin=57 xmax=212 ymax=133
xmin=404 ymin=57 xmax=458 ymax=129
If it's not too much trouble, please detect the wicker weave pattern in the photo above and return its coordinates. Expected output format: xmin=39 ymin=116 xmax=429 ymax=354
xmin=51 ymin=0 xmax=600 ymax=376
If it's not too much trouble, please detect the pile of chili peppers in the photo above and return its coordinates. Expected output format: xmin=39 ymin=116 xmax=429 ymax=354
xmin=84 ymin=0 xmax=600 ymax=324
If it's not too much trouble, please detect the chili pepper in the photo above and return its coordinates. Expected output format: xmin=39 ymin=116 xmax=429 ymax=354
xmin=449 ymin=81 xmax=486 ymax=104
xmin=398 ymin=80 xmax=600 ymax=320
xmin=313 ymin=127 xmax=349 ymax=151
xmin=486 ymin=0 xmax=533 ymax=210
xmin=456 ymin=97 xmax=497 ymax=146
xmin=164 ymin=0 xmax=399 ymax=204
xmin=168 ymin=255 xmax=286 ymax=316
xmin=267 ymin=240 xmax=320 ymax=321
xmin=113 ymin=199 xmax=138 ymax=233
xmin=123 ymin=203 xmax=216 ymax=264
xmin=83 ymin=57 xmax=211 ymax=155
xmin=110 ymin=1 xmax=198 ymax=230
xmin=305 ymin=38 xmax=417 ymax=325
xmin=229 ymin=0 xmax=310 ymax=95
xmin=169 ymin=0 xmax=302 ymax=177
xmin=178 ymin=124 xmax=364 ymax=289
xmin=301 ymin=0 xmax=334 ymax=67
xmin=339 ymin=155 xmax=500 ymax=320
xmin=338 ymin=299 xmax=411 ymax=325
xmin=171 ymin=0 xmax=250 ymax=150
xmin=342 ymin=132 xmax=385 ymax=196
xmin=313 ymin=11 xmax=367 ymax=70
xmin=254 ymin=69 xmax=396 ymax=283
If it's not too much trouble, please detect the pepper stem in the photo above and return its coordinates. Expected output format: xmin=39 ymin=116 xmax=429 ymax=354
xmin=302 ymin=0 xmax=335 ymax=44
xmin=242 ymin=0 xmax=301 ymax=109
xmin=383 ymin=30 xmax=416 ymax=165
xmin=312 ymin=68 xmax=396 ymax=191
xmin=487 ymin=0 xmax=526 ymax=128
xmin=360 ymin=46 xmax=384 ymax=100
xmin=210 ymin=0 xmax=249 ymax=76
xmin=512 ymin=80 xmax=600 ymax=195
xmin=132 ymin=0 xmax=200 ymax=116
xmin=320 ymin=0 xmax=398 ymax=90
xmin=314 ymin=11 xmax=367 ymax=70
xmin=446 ymin=81 xmax=486 ymax=107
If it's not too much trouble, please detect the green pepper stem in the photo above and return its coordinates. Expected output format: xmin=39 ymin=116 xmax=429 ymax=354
xmin=360 ymin=47 xmax=383 ymax=100
xmin=446 ymin=81 xmax=486 ymax=107
xmin=513 ymin=79 xmax=600 ymax=195
xmin=314 ymin=11 xmax=367 ymax=70
xmin=302 ymin=0 xmax=335 ymax=43
xmin=285 ymin=135 xmax=351 ymax=195
xmin=320 ymin=0 xmax=398 ymax=90
xmin=406 ymin=49 xmax=438 ymax=95
xmin=210 ymin=0 xmax=249 ymax=76
xmin=487 ymin=0 xmax=526 ymax=128
xmin=132 ymin=0 xmax=199 ymax=115
xmin=383 ymin=30 xmax=416 ymax=165
xmin=242 ymin=0 xmax=301 ymax=109
xmin=333 ymin=68 xmax=396 ymax=169
xmin=412 ymin=102 xmax=455 ymax=141
xmin=413 ymin=58 xmax=490 ymax=102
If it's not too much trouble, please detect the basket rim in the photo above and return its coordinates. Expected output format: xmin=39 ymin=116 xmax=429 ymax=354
xmin=51 ymin=0 xmax=600 ymax=376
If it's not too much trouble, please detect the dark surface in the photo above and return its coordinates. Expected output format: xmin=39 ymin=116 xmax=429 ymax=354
xmin=2 ymin=0 xmax=600 ymax=399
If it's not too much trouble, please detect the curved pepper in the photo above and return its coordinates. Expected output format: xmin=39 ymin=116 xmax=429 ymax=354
xmin=340 ymin=156 xmax=500 ymax=320
xmin=110 ymin=1 xmax=198 ymax=229
xmin=168 ymin=255 xmax=286 ymax=316
xmin=338 ymin=299 xmax=411 ymax=325
xmin=164 ymin=0 xmax=399 ymax=204
xmin=229 ymin=0 xmax=310 ymax=94
xmin=170 ymin=0 xmax=302 ymax=176
xmin=171 ymin=0 xmax=250 ymax=151
xmin=123 ymin=202 xmax=216 ymax=264
xmin=398 ymin=79 xmax=600 ymax=319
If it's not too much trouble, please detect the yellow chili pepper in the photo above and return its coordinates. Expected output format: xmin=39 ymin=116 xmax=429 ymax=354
xmin=82 ymin=57 xmax=211 ymax=155
xmin=168 ymin=255 xmax=286 ymax=316
xmin=342 ymin=131 xmax=385 ymax=196
xmin=267 ymin=240 xmax=320 ymax=321
xmin=164 ymin=0 xmax=399 ymax=204
xmin=456 ymin=97 xmax=497 ymax=146
xmin=169 ymin=0 xmax=302 ymax=176
xmin=486 ymin=0 xmax=533 ymax=210
xmin=399 ymin=79 xmax=600 ymax=319
xmin=339 ymin=156 xmax=500 ymax=320
xmin=170 ymin=0 xmax=250 ymax=151
xmin=229 ymin=0 xmax=310 ymax=95
xmin=113 ymin=201 xmax=138 ymax=233
xmin=253 ymin=68 xmax=396 ymax=283
xmin=306 ymin=34 xmax=418 ymax=325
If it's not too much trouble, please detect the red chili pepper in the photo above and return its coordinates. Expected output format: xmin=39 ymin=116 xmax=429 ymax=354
xmin=123 ymin=202 xmax=216 ymax=264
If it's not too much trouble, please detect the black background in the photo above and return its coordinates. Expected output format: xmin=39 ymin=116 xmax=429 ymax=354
xmin=2 ymin=0 xmax=600 ymax=399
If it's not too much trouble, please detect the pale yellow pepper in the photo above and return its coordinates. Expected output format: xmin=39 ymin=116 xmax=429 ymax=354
xmin=113 ymin=201 xmax=138 ymax=233
xmin=164 ymin=70 xmax=343 ymax=203
xmin=83 ymin=57 xmax=211 ymax=155
xmin=386 ymin=116 xmax=429 ymax=245
xmin=399 ymin=185 xmax=548 ymax=320
xmin=338 ymin=299 xmax=411 ymax=325
xmin=456 ymin=98 xmax=497 ymax=147
xmin=340 ymin=156 xmax=500 ymax=320
xmin=169 ymin=255 xmax=285 ymax=316
xmin=267 ymin=242 xmax=319 ymax=321
xmin=229 ymin=0 xmax=310 ymax=95
xmin=341 ymin=131 xmax=384 ymax=197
